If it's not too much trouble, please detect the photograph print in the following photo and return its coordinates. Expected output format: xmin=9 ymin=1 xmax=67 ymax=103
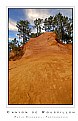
xmin=8 ymin=8 xmax=73 ymax=105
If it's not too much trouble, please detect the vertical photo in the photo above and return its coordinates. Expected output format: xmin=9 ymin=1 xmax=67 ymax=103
xmin=8 ymin=8 xmax=73 ymax=105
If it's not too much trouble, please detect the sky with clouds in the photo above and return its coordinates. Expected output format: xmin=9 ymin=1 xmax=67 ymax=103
xmin=8 ymin=8 xmax=73 ymax=41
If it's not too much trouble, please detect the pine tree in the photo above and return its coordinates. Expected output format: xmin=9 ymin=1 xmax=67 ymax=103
xmin=53 ymin=13 xmax=73 ymax=43
xmin=44 ymin=18 xmax=50 ymax=32
xmin=34 ymin=18 xmax=43 ymax=36
xmin=9 ymin=38 xmax=19 ymax=55
xmin=16 ymin=20 xmax=31 ymax=45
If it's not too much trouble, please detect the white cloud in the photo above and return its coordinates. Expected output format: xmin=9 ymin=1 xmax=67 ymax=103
xmin=24 ymin=9 xmax=72 ymax=34
xmin=31 ymin=28 xmax=36 ymax=33
xmin=24 ymin=9 xmax=50 ymax=25
xmin=24 ymin=9 xmax=50 ymax=33
xmin=9 ymin=19 xmax=18 ymax=31
xmin=54 ymin=9 xmax=72 ymax=18
xmin=24 ymin=9 xmax=72 ymax=25
xmin=9 ymin=37 xmax=15 ymax=42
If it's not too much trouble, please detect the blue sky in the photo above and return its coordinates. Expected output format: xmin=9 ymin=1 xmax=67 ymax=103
xmin=8 ymin=8 xmax=73 ymax=42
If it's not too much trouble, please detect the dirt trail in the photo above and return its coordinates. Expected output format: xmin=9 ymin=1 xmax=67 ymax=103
xmin=9 ymin=32 xmax=72 ymax=104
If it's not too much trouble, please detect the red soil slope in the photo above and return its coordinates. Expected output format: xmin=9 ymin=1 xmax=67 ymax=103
xmin=9 ymin=32 xmax=72 ymax=104
xmin=23 ymin=32 xmax=67 ymax=57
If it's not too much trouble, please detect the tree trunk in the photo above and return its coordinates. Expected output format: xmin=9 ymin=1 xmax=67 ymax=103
xmin=37 ymin=27 xmax=38 ymax=36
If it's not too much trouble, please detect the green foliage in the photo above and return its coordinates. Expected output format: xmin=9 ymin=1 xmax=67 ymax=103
xmin=44 ymin=16 xmax=54 ymax=31
xmin=30 ymin=33 xmax=37 ymax=38
xmin=9 ymin=38 xmax=18 ymax=51
xmin=43 ymin=13 xmax=73 ymax=43
xmin=34 ymin=18 xmax=43 ymax=36
xmin=15 ymin=13 xmax=73 ymax=44
xmin=53 ymin=13 xmax=72 ymax=42
xmin=16 ymin=20 xmax=31 ymax=45
xmin=9 ymin=38 xmax=24 ymax=60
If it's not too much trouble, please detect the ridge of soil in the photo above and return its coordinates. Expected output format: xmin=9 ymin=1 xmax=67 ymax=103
xmin=9 ymin=32 xmax=72 ymax=104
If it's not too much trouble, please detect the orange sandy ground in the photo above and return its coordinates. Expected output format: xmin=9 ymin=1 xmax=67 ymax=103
xmin=9 ymin=32 xmax=72 ymax=104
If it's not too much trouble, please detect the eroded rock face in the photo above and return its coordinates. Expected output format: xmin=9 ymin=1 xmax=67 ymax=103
xmin=9 ymin=32 xmax=72 ymax=104
xmin=9 ymin=51 xmax=15 ymax=59
xmin=22 ymin=32 xmax=58 ymax=58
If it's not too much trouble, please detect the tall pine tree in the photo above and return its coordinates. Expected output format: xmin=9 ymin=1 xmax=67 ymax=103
xmin=16 ymin=20 xmax=31 ymax=45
